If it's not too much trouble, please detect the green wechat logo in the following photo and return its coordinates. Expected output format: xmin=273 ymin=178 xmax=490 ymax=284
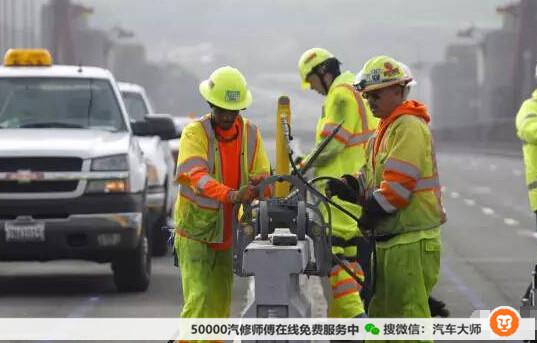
xmin=365 ymin=323 xmax=380 ymax=335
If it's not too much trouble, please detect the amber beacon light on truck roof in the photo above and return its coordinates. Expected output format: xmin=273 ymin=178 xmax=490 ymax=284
xmin=3 ymin=49 xmax=53 ymax=67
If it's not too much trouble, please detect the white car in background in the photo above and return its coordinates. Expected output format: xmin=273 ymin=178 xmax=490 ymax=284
xmin=118 ymin=82 xmax=176 ymax=256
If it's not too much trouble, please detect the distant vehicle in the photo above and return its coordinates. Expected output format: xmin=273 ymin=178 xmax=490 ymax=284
xmin=168 ymin=116 xmax=194 ymax=165
xmin=118 ymin=82 xmax=177 ymax=256
xmin=0 ymin=49 xmax=177 ymax=292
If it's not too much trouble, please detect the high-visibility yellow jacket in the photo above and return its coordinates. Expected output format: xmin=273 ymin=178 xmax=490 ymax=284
xmin=516 ymin=89 xmax=537 ymax=211
xmin=358 ymin=100 xmax=446 ymax=237
xmin=174 ymin=114 xmax=270 ymax=243
xmin=305 ymin=71 xmax=378 ymax=240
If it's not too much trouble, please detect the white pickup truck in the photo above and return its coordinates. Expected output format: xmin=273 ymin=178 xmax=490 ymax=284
xmin=0 ymin=49 xmax=176 ymax=292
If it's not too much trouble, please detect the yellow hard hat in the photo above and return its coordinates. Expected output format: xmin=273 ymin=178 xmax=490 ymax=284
xmin=355 ymin=56 xmax=413 ymax=93
xmin=298 ymin=48 xmax=334 ymax=89
xmin=199 ymin=66 xmax=252 ymax=110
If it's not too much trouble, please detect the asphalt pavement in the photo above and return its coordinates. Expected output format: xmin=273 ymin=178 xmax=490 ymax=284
xmin=0 ymin=146 xmax=535 ymax=343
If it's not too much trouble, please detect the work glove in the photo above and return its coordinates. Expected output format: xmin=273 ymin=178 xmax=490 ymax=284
xmin=228 ymin=185 xmax=257 ymax=204
xmin=358 ymin=195 xmax=391 ymax=235
xmin=341 ymin=174 xmax=364 ymax=203
xmin=357 ymin=214 xmax=376 ymax=236
xmin=324 ymin=178 xmax=358 ymax=203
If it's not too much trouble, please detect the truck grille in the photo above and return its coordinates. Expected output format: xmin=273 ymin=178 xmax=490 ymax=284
xmin=0 ymin=181 xmax=78 ymax=193
xmin=0 ymin=157 xmax=82 ymax=193
xmin=0 ymin=157 xmax=82 ymax=172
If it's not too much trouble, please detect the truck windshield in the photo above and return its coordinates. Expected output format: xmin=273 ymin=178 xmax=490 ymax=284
xmin=0 ymin=78 xmax=126 ymax=131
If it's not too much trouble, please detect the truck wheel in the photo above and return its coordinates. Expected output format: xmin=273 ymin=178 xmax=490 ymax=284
xmin=112 ymin=223 xmax=152 ymax=292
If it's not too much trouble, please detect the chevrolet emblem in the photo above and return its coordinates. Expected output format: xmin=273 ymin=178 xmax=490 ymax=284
xmin=6 ymin=170 xmax=45 ymax=184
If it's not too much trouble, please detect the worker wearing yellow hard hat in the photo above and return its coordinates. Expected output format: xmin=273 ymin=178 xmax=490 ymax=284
xmin=328 ymin=56 xmax=446 ymax=342
xmin=298 ymin=48 xmax=378 ymax=318
xmin=174 ymin=66 xmax=270 ymax=319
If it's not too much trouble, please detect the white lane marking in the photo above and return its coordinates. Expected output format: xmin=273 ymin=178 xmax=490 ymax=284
xmin=481 ymin=207 xmax=495 ymax=215
xmin=516 ymin=229 xmax=537 ymax=240
xmin=513 ymin=169 xmax=522 ymax=176
xmin=450 ymin=192 xmax=460 ymax=199
xmin=504 ymin=218 xmax=519 ymax=226
xmin=464 ymin=198 xmax=476 ymax=206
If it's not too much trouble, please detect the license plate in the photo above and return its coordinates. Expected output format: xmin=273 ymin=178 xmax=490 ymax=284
xmin=5 ymin=222 xmax=45 ymax=242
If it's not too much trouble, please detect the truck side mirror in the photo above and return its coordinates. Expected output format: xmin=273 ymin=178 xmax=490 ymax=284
xmin=132 ymin=114 xmax=179 ymax=140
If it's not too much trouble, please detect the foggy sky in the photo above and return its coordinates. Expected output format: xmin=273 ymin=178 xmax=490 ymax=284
xmin=80 ymin=0 xmax=507 ymax=135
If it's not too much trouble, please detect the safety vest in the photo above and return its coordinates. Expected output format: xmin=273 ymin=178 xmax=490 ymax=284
xmin=315 ymin=71 xmax=378 ymax=241
xmin=363 ymin=115 xmax=446 ymax=236
xmin=174 ymin=114 xmax=270 ymax=243
xmin=516 ymin=89 xmax=537 ymax=211
xmin=315 ymin=71 xmax=378 ymax=178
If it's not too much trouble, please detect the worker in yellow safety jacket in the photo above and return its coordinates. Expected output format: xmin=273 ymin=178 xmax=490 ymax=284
xmin=173 ymin=66 xmax=271 ymax=319
xmin=297 ymin=48 xmax=378 ymax=318
xmin=516 ymin=62 xmax=537 ymax=305
xmin=326 ymin=56 xmax=446 ymax=342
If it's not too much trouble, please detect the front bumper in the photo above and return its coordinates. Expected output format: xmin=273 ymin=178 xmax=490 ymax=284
xmin=0 ymin=193 xmax=144 ymax=262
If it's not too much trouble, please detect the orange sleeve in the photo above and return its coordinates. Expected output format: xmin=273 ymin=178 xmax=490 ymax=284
xmin=189 ymin=168 xmax=233 ymax=204
xmin=378 ymin=170 xmax=417 ymax=209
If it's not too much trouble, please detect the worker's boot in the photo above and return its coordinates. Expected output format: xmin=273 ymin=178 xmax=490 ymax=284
xmin=429 ymin=296 xmax=449 ymax=317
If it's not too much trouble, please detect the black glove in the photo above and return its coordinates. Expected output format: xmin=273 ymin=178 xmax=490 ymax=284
xmin=325 ymin=178 xmax=358 ymax=203
xmin=364 ymin=195 xmax=391 ymax=215
xmin=342 ymin=174 xmax=363 ymax=200
xmin=357 ymin=213 xmax=375 ymax=236
xmin=358 ymin=196 xmax=392 ymax=235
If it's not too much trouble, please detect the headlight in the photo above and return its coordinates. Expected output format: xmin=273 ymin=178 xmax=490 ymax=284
xmin=86 ymin=179 xmax=129 ymax=193
xmin=91 ymin=154 xmax=128 ymax=171
xmin=146 ymin=162 xmax=159 ymax=186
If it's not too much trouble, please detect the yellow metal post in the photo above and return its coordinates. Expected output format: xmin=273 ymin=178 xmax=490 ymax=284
xmin=275 ymin=96 xmax=291 ymax=197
